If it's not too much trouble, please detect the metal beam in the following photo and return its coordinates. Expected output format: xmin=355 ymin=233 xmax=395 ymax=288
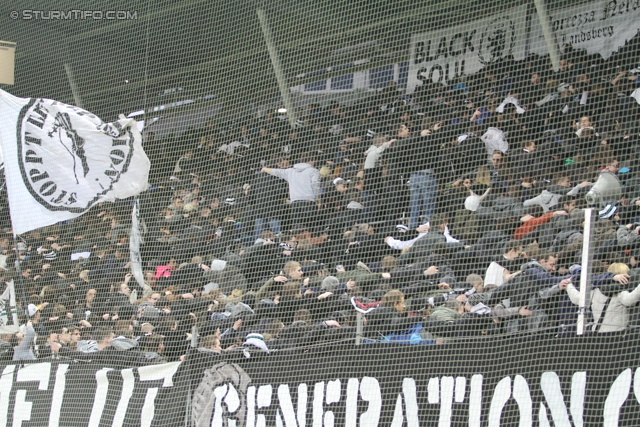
xmin=63 ymin=0 xmax=212 ymax=43
xmin=533 ymin=0 xmax=562 ymax=72
xmin=577 ymin=208 xmax=594 ymax=336
xmin=257 ymin=9 xmax=297 ymax=128
xmin=63 ymin=63 xmax=84 ymax=108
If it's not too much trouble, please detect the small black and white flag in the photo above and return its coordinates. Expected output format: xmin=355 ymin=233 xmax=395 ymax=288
xmin=0 ymin=89 xmax=150 ymax=235
xmin=0 ymin=280 xmax=18 ymax=332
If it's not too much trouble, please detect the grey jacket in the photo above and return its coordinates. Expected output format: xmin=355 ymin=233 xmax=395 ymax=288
xmin=111 ymin=337 xmax=139 ymax=351
xmin=430 ymin=306 xmax=462 ymax=323
xmin=617 ymin=225 xmax=640 ymax=247
xmin=398 ymin=231 xmax=450 ymax=265
xmin=269 ymin=163 xmax=321 ymax=202
xmin=523 ymin=184 xmax=582 ymax=213
xmin=13 ymin=325 xmax=36 ymax=360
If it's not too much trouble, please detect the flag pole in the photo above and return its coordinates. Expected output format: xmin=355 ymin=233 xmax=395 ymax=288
xmin=577 ymin=208 xmax=594 ymax=336
xmin=11 ymin=236 xmax=30 ymax=319
xmin=130 ymin=197 xmax=146 ymax=291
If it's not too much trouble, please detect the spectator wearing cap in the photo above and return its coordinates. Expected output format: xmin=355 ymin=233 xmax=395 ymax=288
xmin=599 ymin=204 xmax=619 ymax=222
xmin=429 ymin=299 xmax=465 ymax=323
xmin=450 ymin=184 xmax=489 ymax=245
xmin=243 ymin=332 xmax=269 ymax=353
xmin=305 ymin=275 xmax=351 ymax=322
xmin=202 ymin=259 xmax=249 ymax=295
xmin=25 ymin=302 xmax=50 ymax=336
xmin=333 ymin=191 xmax=367 ymax=230
xmin=261 ymin=152 xmax=321 ymax=231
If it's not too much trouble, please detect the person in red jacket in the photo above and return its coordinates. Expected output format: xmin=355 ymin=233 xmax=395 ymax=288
xmin=155 ymin=257 xmax=177 ymax=281
xmin=514 ymin=206 xmax=568 ymax=240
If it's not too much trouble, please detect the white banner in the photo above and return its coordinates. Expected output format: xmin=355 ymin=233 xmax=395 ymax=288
xmin=0 ymin=90 xmax=150 ymax=235
xmin=530 ymin=0 xmax=640 ymax=60
xmin=408 ymin=5 xmax=527 ymax=93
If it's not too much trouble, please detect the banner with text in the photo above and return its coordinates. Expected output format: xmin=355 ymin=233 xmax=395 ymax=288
xmin=2 ymin=335 xmax=640 ymax=426
xmin=530 ymin=0 xmax=640 ymax=60
xmin=407 ymin=5 xmax=527 ymax=93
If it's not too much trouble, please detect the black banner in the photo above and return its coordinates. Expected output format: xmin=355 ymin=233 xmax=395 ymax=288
xmin=2 ymin=334 xmax=640 ymax=426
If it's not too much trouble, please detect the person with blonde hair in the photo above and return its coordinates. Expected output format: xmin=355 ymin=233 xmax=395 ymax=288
xmin=566 ymin=263 xmax=640 ymax=333
xmin=255 ymin=261 xmax=305 ymax=301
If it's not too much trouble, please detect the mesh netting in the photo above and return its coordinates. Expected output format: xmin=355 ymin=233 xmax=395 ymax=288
xmin=0 ymin=0 xmax=640 ymax=425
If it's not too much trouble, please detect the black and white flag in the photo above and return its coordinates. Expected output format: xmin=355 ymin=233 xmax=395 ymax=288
xmin=0 ymin=89 xmax=150 ymax=235
xmin=0 ymin=281 xmax=18 ymax=332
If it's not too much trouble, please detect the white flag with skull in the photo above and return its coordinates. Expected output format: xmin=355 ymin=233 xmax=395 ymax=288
xmin=0 ymin=89 xmax=150 ymax=235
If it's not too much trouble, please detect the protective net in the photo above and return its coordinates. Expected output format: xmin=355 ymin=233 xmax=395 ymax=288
xmin=0 ymin=0 xmax=639 ymax=425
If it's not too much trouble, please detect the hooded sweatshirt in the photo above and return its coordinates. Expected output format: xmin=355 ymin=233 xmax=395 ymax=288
xmin=111 ymin=337 xmax=139 ymax=351
xmin=269 ymin=163 xmax=321 ymax=202
xmin=430 ymin=306 xmax=463 ymax=323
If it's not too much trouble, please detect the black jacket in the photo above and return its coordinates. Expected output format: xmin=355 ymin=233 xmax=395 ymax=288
xmin=365 ymin=306 xmax=419 ymax=338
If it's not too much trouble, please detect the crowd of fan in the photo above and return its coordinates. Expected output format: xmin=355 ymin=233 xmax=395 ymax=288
xmin=2 ymin=45 xmax=640 ymax=366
